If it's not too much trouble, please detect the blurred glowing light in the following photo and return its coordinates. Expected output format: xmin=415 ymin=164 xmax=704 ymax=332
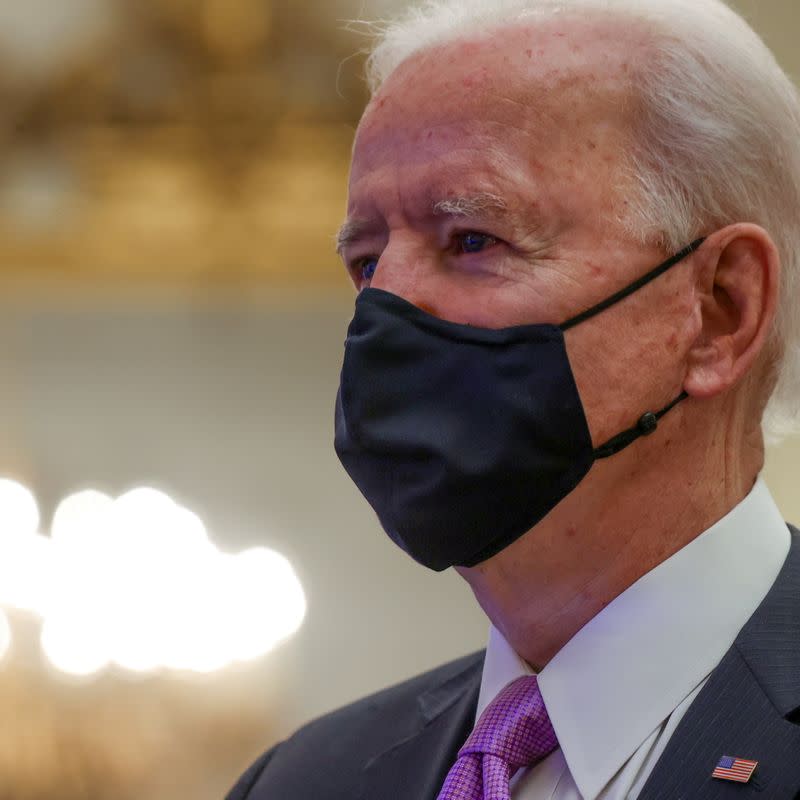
xmin=0 ymin=481 xmax=307 ymax=677
xmin=0 ymin=609 xmax=12 ymax=662
xmin=40 ymin=616 xmax=109 ymax=677
xmin=0 ymin=534 xmax=54 ymax=614
xmin=0 ymin=478 xmax=40 ymax=538
xmin=51 ymin=489 xmax=113 ymax=545
xmin=223 ymin=548 xmax=307 ymax=662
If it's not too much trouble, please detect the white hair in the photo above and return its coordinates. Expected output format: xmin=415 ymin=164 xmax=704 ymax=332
xmin=358 ymin=0 xmax=800 ymax=440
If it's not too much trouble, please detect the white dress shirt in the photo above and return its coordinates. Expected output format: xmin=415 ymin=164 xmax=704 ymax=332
xmin=475 ymin=477 xmax=791 ymax=799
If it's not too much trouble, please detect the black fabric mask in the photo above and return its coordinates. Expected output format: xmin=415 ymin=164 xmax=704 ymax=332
xmin=334 ymin=238 xmax=706 ymax=571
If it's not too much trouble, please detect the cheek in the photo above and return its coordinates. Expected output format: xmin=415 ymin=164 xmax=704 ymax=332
xmin=566 ymin=323 xmax=626 ymax=444
xmin=565 ymin=310 xmax=685 ymax=447
xmin=567 ymin=263 xmax=700 ymax=434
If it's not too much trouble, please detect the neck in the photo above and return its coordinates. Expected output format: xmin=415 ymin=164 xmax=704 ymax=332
xmin=456 ymin=405 xmax=764 ymax=672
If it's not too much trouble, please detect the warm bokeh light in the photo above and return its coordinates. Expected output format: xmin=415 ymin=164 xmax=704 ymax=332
xmin=51 ymin=489 xmax=114 ymax=545
xmin=0 ymin=479 xmax=306 ymax=677
xmin=0 ymin=533 xmax=54 ymax=615
xmin=223 ymin=548 xmax=308 ymax=662
xmin=0 ymin=478 xmax=40 ymax=538
xmin=40 ymin=614 xmax=110 ymax=677
xmin=0 ymin=609 xmax=12 ymax=663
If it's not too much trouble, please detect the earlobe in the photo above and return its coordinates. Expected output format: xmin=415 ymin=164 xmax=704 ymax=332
xmin=683 ymin=224 xmax=780 ymax=400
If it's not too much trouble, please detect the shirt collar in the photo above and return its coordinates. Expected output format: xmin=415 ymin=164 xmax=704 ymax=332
xmin=476 ymin=477 xmax=791 ymax=800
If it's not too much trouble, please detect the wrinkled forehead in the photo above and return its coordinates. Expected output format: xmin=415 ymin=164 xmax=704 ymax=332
xmin=353 ymin=16 xmax=643 ymax=165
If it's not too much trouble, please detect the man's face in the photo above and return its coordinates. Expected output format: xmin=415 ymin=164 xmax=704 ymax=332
xmin=339 ymin=18 xmax=698 ymax=450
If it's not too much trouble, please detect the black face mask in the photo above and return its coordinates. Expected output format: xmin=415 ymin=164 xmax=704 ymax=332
xmin=334 ymin=238 xmax=706 ymax=571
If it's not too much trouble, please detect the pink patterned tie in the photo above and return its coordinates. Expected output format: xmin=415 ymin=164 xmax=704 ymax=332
xmin=437 ymin=675 xmax=559 ymax=800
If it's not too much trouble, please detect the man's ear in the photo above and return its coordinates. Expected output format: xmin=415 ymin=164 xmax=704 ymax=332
xmin=684 ymin=223 xmax=780 ymax=399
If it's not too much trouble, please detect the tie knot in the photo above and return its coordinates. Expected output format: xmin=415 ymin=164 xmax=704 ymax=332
xmin=460 ymin=675 xmax=558 ymax=770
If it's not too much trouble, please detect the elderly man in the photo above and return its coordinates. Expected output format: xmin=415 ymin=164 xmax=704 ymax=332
xmin=228 ymin=0 xmax=800 ymax=797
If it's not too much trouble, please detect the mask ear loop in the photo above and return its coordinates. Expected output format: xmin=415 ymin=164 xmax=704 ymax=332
xmin=559 ymin=237 xmax=706 ymax=333
xmin=558 ymin=237 xmax=707 ymax=460
xmin=592 ymin=391 xmax=688 ymax=459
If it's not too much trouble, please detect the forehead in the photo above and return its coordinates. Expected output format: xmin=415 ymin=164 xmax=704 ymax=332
xmin=363 ymin=15 xmax=642 ymax=123
xmin=349 ymin=17 xmax=642 ymax=208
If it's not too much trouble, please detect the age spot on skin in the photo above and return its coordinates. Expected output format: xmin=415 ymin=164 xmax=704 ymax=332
xmin=666 ymin=332 xmax=679 ymax=352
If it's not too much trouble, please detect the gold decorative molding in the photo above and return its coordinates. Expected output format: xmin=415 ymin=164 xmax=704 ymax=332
xmin=0 ymin=0 xmax=369 ymax=295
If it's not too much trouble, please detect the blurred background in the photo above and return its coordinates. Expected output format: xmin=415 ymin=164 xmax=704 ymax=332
xmin=0 ymin=1 xmax=796 ymax=798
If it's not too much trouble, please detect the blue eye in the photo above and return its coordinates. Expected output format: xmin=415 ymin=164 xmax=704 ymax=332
xmin=359 ymin=258 xmax=378 ymax=283
xmin=459 ymin=232 xmax=497 ymax=254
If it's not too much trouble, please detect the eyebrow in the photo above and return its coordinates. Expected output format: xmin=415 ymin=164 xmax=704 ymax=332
xmin=432 ymin=192 xmax=508 ymax=217
xmin=335 ymin=218 xmax=372 ymax=256
xmin=334 ymin=192 xmax=510 ymax=255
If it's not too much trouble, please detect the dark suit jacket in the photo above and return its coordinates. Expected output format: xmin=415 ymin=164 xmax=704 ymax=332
xmin=227 ymin=526 xmax=800 ymax=799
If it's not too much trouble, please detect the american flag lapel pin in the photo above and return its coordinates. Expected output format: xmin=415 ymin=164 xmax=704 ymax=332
xmin=711 ymin=755 xmax=759 ymax=783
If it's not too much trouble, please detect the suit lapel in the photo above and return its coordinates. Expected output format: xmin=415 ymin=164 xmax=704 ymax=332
xmin=359 ymin=655 xmax=482 ymax=800
xmin=637 ymin=526 xmax=800 ymax=800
